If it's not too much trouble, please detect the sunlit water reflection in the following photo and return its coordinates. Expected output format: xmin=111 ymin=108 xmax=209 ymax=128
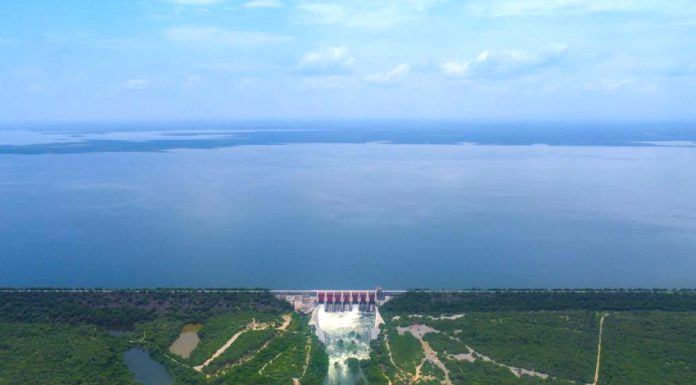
xmin=2 ymin=143 xmax=696 ymax=288
xmin=317 ymin=307 xmax=375 ymax=385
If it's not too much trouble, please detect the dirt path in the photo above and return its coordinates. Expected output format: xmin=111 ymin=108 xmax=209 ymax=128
xmin=448 ymin=343 xmax=550 ymax=380
xmin=278 ymin=314 xmax=292 ymax=331
xmin=191 ymin=314 xmax=291 ymax=375
xmin=398 ymin=325 xmax=452 ymax=385
xmin=422 ymin=339 xmax=452 ymax=385
xmin=383 ymin=333 xmax=411 ymax=381
xmin=404 ymin=314 xmax=465 ymax=321
xmin=194 ymin=318 xmax=274 ymax=372
xmin=401 ymin=323 xmax=554 ymax=384
xmin=258 ymin=352 xmax=283 ymax=375
xmin=301 ymin=336 xmax=312 ymax=376
xmin=383 ymin=333 xmax=400 ymax=371
xmin=194 ymin=328 xmax=249 ymax=372
xmin=413 ymin=358 xmax=425 ymax=382
xmin=592 ymin=313 xmax=609 ymax=385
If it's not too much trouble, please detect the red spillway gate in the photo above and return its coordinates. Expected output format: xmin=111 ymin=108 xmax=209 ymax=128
xmin=314 ymin=289 xmax=377 ymax=311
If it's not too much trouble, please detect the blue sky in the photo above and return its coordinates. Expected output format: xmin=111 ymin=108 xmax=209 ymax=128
xmin=0 ymin=0 xmax=694 ymax=122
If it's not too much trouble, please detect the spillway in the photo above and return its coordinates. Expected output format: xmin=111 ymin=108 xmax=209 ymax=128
xmin=316 ymin=307 xmax=374 ymax=385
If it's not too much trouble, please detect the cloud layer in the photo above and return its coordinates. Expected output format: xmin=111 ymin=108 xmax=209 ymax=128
xmin=442 ymin=45 xmax=568 ymax=79
xmin=298 ymin=46 xmax=355 ymax=74
xmin=0 ymin=0 xmax=694 ymax=121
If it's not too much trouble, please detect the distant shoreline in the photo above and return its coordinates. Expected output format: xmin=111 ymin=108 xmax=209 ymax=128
xmin=3 ymin=287 xmax=696 ymax=293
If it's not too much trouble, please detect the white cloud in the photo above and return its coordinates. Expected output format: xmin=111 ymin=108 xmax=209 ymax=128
xmin=467 ymin=0 xmax=693 ymax=17
xmin=167 ymin=0 xmax=226 ymax=5
xmin=244 ymin=0 xmax=282 ymax=8
xmin=164 ymin=25 xmax=218 ymax=41
xmin=297 ymin=3 xmax=348 ymax=24
xmin=441 ymin=61 xmax=468 ymax=77
xmin=442 ymin=44 xmax=568 ymax=78
xmin=298 ymin=46 xmax=355 ymax=74
xmin=364 ymin=64 xmax=411 ymax=84
xmin=163 ymin=25 xmax=291 ymax=45
xmin=301 ymin=75 xmax=344 ymax=90
xmin=583 ymin=78 xmax=656 ymax=92
xmin=94 ymin=38 xmax=152 ymax=50
xmin=584 ymin=78 xmax=632 ymax=92
xmin=121 ymin=78 xmax=152 ymax=90
xmin=403 ymin=0 xmax=444 ymax=11
xmin=295 ymin=1 xmax=439 ymax=30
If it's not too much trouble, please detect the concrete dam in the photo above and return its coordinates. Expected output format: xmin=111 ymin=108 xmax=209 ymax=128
xmin=272 ymin=288 xmax=403 ymax=385
xmin=272 ymin=288 xmax=404 ymax=342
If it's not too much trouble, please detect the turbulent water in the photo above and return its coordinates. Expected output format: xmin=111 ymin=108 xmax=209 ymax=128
xmin=316 ymin=307 xmax=375 ymax=385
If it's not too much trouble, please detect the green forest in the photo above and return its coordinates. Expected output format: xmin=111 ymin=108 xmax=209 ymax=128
xmin=0 ymin=289 xmax=326 ymax=385
xmin=370 ymin=290 xmax=696 ymax=385
xmin=1 ymin=289 xmax=696 ymax=385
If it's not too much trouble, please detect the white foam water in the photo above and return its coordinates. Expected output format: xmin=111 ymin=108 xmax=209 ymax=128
xmin=317 ymin=307 xmax=374 ymax=385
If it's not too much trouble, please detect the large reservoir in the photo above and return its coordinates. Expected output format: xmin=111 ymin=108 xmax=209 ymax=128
xmin=1 ymin=125 xmax=695 ymax=288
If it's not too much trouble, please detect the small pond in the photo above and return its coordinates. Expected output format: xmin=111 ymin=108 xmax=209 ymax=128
xmin=123 ymin=348 xmax=173 ymax=385
xmin=169 ymin=323 xmax=202 ymax=358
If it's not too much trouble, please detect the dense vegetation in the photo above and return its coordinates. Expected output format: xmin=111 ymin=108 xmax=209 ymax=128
xmin=383 ymin=290 xmax=696 ymax=315
xmin=386 ymin=328 xmax=424 ymax=375
xmin=204 ymin=314 xmax=328 ymax=385
xmin=202 ymin=329 xmax=277 ymax=374
xmin=128 ymin=311 xmax=327 ymax=385
xmin=417 ymin=311 xmax=598 ymax=383
xmin=183 ymin=312 xmax=279 ymax=365
xmin=444 ymin=358 xmax=568 ymax=385
xmin=0 ymin=289 xmax=290 ymax=328
xmin=0 ymin=322 xmax=134 ymax=385
xmin=0 ymin=289 xmax=311 ymax=385
xmin=601 ymin=312 xmax=696 ymax=385
xmin=361 ymin=336 xmax=397 ymax=385
xmin=4 ymin=289 xmax=696 ymax=385
xmin=372 ymin=290 xmax=696 ymax=385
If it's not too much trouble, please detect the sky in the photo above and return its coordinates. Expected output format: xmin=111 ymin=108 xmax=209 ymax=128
xmin=0 ymin=0 xmax=694 ymax=123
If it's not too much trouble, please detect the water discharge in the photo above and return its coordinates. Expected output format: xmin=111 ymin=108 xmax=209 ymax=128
xmin=316 ymin=307 xmax=375 ymax=385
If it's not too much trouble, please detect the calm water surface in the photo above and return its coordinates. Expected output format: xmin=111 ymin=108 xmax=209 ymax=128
xmin=1 ymin=137 xmax=695 ymax=288
xmin=123 ymin=348 xmax=172 ymax=385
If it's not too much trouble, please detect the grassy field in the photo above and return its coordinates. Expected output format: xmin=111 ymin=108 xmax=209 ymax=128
xmin=444 ymin=357 xmax=568 ymax=385
xmin=182 ymin=311 xmax=280 ymax=365
xmin=209 ymin=315 xmax=327 ymax=385
xmin=203 ymin=329 xmax=277 ymax=373
xmin=386 ymin=328 xmax=424 ymax=376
